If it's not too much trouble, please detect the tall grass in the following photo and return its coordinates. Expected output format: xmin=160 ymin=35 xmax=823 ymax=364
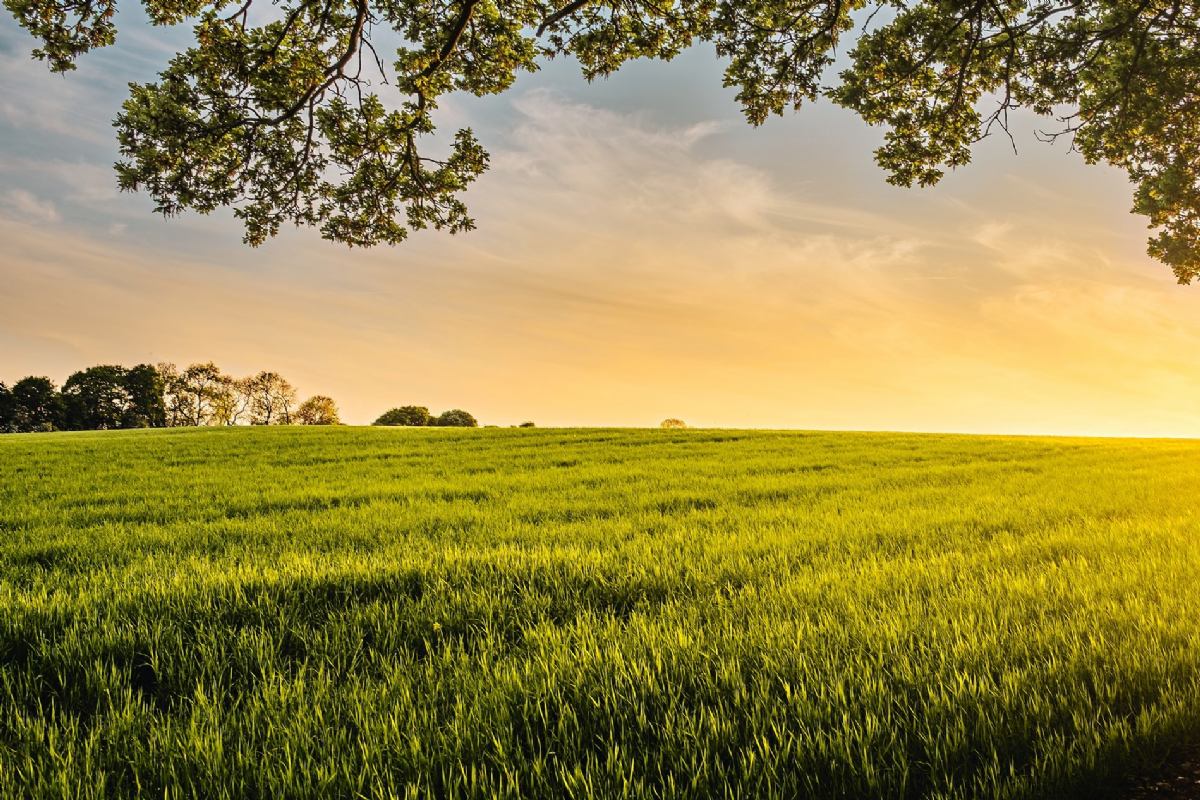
xmin=2 ymin=427 xmax=1200 ymax=798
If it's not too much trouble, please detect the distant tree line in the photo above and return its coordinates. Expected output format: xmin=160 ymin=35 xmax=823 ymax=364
xmin=0 ymin=363 xmax=339 ymax=433
xmin=374 ymin=406 xmax=478 ymax=428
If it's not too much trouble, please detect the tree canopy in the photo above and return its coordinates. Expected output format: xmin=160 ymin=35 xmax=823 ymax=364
xmin=296 ymin=394 xmax=341 ymax=424
xmin=8 ymin=377 xmax=63 ymax=432
xmin=6 ymin=0 xmax=1200 ymax=280
xmin=1 ymin=361 xmax=335 ymax=432
xmin=372 ymin=405 xmax=478 ymax=426
xmin=123 ymin=363 xmax=169 ymax=427
xmin=0 ymin=383 xmax=13 ymax=433
xmin=246 ymin=371 xmax=298 ymax=424
xmin=61 ymin=364 xmax=160 ymax=430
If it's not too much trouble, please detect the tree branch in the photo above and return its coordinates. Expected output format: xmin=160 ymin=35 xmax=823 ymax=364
xmin=537 ymin=0 xmax=591 ymax=36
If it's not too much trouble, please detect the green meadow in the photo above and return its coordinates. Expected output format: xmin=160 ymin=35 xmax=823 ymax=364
xmin=3 ymin=427 xmax=1200 ymax=799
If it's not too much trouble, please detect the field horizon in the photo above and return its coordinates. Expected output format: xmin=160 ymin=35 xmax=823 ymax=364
xmin=16 ymin=422 xmax=1200 ymax=441
xmin=4 ymin=425 xmax=1200 ymax=798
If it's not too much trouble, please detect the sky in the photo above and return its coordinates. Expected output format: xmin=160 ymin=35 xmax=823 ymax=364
xmin=2 ymin=13 xmax=1199 ymax=435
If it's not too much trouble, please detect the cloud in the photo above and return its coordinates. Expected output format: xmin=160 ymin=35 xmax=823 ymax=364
xmin=472 ymin=89 xmax=933 ymax=306
xmin=460 ymin=91 xmax=1200 ymax=434
xmin=492 ymin=90 xmax=918 ymax=240
xmin=0 ymin=53 xmax=113 ymax=145
xmin=2 ymin=79 xmax=1200 ymax=435
xmin=972 ymin=221 xmax=1014 ymax=251
xmin=0 ymin=14 xmax=180 ymax=147
xmin=1 ymin=188 xmax=61 ymax=223
xmin=0 ymin=157 xmax=119 ymax=205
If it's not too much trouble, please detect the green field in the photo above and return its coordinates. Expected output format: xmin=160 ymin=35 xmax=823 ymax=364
xmin=3 ymin=427 xmax=1200 ymax=799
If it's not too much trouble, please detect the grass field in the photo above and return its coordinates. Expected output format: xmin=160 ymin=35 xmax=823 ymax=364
xmin=3 ymin=427 xmax=1200 ymax=799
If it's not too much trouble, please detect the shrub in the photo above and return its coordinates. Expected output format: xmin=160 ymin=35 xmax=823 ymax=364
xmin=374 ymin=406 xmax=432 ymax=426
xmin=660 ymin=418 xmax=687 ymax=429
xmin=436 ymin=409 xmax=478 ymax=428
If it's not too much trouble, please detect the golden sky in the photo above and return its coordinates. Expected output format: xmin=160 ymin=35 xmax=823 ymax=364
xmin=2 ymin=22 xmax=1199 ymax=435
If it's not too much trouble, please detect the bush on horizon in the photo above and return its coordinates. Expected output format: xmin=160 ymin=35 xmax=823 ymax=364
xmin=436 ymin=409 xmax=478 ymax=428
xmin=373 ymin=406 xmax=433 ymax=427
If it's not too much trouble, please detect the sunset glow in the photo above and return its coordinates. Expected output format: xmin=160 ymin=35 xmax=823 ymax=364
xmin=2 ymin=20 xmax=1197 ymax=436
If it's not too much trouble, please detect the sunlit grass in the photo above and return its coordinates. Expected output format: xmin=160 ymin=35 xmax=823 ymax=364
xmin=2 ymin=426 xmax=1200 ymax=798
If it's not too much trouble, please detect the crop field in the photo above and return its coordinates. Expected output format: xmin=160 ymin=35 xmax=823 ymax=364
xmin=3 ymin=427 xmax=1200 ymax=799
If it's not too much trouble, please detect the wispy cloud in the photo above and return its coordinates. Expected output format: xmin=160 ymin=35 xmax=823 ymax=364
xmin=1 ymin=65 xmax=1199 ymax=435
xmin=0 ymin=157 xmax=118 ymax=204
xmin=1 ymin=188 xmax=60 ymax=223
